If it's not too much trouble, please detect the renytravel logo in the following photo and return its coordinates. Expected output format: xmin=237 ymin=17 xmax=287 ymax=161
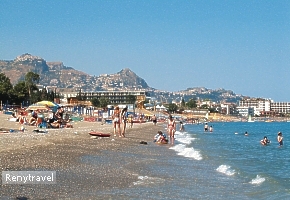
xmin=2 ymin=171 xmax=56 ymax=184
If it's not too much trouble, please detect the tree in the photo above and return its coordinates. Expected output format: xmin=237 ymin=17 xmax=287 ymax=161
xmin=30 ymin=88 xmax=42 ymax=104
xmin=13 ymin=81 xmax=29 ymax=104
xmin=99 ymin=97 xmax=110 ymax=108
xmin=200 ymin=104 xmax=208 ymax=109
xmin=181 ymin=98 xmax=186 ymax=108
xmin=167 ymin=103 xmax=178 ymax=113
xmin=25 ymin=72 xmax=40 ymax=102
xmin=0 ymin=73 xmax=14 ymax=104
xmin=186 ymin=98 xmax=197 ymax=109
xmin=76 ymin=89 xmax=86 ymax=101
xmin=91 ymin=98 xmax=100 ymax=107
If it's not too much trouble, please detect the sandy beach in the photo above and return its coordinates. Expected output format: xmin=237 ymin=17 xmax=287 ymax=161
xmin=0 ymin=113 xmax=168 ymax=199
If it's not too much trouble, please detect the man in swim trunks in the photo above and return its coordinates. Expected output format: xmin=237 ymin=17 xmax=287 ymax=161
xmin=151 ymin=115 xmax=157 ymax=125
xmin=204 ymin=123 xmax=209 ymax=132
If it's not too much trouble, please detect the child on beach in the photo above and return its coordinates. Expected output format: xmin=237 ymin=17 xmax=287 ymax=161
xmin=154 ymin=131 xmax=168 ymax=144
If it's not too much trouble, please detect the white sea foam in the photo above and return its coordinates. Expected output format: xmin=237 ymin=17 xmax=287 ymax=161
xmin=174 ymin=131 xmax=196 ymax=145
xmin=175 ymin=136 xmax=196 ymax=145
xmin=249 ymin=175 xmax=265 ymax=185
xmin=170 ymin=144 xmax=203 ymax=160
xmin=216 ymin=165 xmax=235 ymax=176
xmin=132 ymin=176 xmax=164 ymax=186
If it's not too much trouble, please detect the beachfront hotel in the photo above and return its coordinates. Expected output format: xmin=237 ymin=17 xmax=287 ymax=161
xmin=239 ymin=98 xmax=290 ymax=116
xmin=58 ymin=90 xmax=149 ymax=108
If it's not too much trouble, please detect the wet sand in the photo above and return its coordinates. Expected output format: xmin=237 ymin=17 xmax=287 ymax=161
xmin=0 ymin=113 xmax=166 ymax=199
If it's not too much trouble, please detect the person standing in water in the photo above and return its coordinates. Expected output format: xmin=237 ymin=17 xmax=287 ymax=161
xmin=209 ymin=125 xmax=213 ymax=132
xmin=179 ymin=121 xmax=185 ymax=132
xmin=277 ymin=132 xmax=283 ymax=146
xmin=204 ymin=123 xmax=209 ymax=132
xmin=167 ymin=115 xmax=176 ymax=138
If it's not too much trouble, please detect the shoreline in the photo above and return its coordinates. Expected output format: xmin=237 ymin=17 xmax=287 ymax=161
xmin=0 ymin=113 xmax=168 ymax=199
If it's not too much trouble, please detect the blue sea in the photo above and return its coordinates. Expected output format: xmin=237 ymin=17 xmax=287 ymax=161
xmin=169 ymin=122 xmax=290 ymax=199
xmin=87 ymin=122 xmax=290 ymax=199
xmin=111 ymin=122 xmax=289 ymax=200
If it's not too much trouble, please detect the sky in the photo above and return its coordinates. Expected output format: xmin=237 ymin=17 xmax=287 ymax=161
xmin=0 ymin=0 xmax=290 ymax=101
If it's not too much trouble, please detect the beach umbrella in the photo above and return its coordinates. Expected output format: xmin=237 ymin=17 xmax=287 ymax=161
xmin=26 ymin=101 xmax=59 ymax=111
xmin=26 ymin=105 xmax=48 ymax=111
xmin=34 ymin=100 xmax=58 ymax=107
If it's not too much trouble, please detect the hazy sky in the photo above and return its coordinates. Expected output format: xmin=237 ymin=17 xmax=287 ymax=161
xmin=1 ymin=1 xmax=289 ymax=101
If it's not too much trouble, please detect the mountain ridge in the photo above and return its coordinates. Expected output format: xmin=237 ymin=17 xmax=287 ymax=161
xmin=0 ymin=53 xmax=243 ymax=103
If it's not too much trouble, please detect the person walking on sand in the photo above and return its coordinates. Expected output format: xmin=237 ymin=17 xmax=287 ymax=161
xmin=167 ymin=115 xmax=176 ymax=138
xmin=277 ymin=132 xmax=283 ymax=147
xmin=128 ymin=114 xmax=133 ymax=128
xmin=151 ymin=115 xmax=157 ymax=125
xmin=112 ymin=106 xmax=121 ymax=137
xmin=120 ymin=106 xmax=128 ymax=137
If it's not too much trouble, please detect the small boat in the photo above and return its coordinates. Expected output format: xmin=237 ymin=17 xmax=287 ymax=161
xmin=89 ymin=132 xmax=111 ymax=137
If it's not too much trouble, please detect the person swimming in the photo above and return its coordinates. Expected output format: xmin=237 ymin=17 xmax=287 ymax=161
xmin=260 ymin=136 xmax=270 ymax=145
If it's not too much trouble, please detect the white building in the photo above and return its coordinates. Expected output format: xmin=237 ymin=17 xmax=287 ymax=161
xmin=239 ymin=98 xmax=271 ymax=116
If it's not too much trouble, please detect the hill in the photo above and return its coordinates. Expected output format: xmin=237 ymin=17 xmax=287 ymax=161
xmin=0 ymin=53 xmax=243 ymax=103
xmin=0 ymin=54 xmax=150 ymax=91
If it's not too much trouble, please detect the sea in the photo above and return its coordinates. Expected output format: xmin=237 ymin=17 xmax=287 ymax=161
xmin=87 ymin=122 xmax=290 ymax=199
xmin=109 ymin=122 xmax=289 ymax=199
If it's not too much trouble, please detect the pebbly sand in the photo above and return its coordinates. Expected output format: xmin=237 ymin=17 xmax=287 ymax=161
xmin=0 ymin=113 xmax=170 ymax=199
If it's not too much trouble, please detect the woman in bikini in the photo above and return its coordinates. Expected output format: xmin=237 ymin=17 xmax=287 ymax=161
xmin=112 ymin=106 xmax=121 ymax=137
xmin=120 ymin=106 xmax=128 ymax=137
xmin=167 ymin=115 xmax=176 ymax=139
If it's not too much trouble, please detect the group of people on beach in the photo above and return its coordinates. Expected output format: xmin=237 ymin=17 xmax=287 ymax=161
xmin=112 ymin=106 xmax=129 ymax=137
xmin=153 ymin=115 xmax=186 ymax=144
xmin=10 ymin=105 xmax=73 ymax=130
